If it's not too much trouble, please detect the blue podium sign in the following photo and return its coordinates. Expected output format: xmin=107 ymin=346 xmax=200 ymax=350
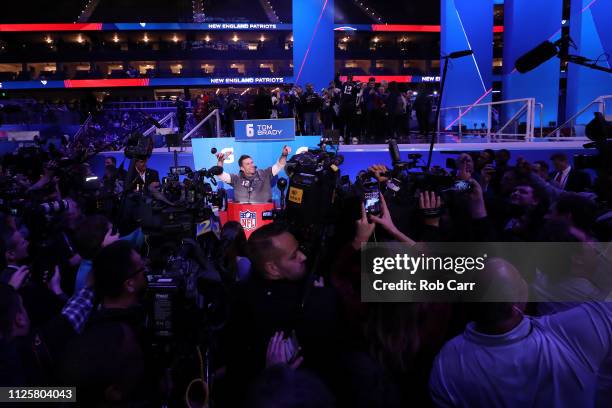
xmin=234 ymin=119 xmax=296 ymax=141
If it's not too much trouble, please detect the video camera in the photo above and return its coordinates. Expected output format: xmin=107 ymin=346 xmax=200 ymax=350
xmin=379 ymin=140 xmax=456 ymax=198
xmin=283 ymin=144 xmax=344 ymax=226
xmin=125 ymin=132 xmax=154 ymax=160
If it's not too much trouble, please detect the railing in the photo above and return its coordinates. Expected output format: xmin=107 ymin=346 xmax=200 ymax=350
xmin=103 ymin=100 xmax=192 ymax=110
xmin=183 ymin=109 xmax=222 ymax=140
xmin=76 ymin=0 xmax=101 ymax=22
xmin=258 ymin=0 xmax=281 ymax=23
xmin=546 ymin=95 xmax=612 ymax=138
xmin=438 ymin=98 xmax=540 ymax=142
xmin=72 ymin=113 xmax=93 ymax=142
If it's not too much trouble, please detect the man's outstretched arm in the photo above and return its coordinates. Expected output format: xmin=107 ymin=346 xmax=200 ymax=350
xmin=272 ymin=145 xmax=292 ymax=176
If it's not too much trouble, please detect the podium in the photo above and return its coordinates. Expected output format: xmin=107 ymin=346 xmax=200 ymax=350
xmin=219 ymin=201 xmax=275 ymax=238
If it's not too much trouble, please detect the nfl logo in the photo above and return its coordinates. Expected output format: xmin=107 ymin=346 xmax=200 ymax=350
xmin=240 ymin=210 xmax=257 ymax=231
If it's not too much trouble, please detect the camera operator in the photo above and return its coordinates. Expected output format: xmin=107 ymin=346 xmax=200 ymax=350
xmin=26 ymin=161 xmax=61 ymax=201
xmin=224 ymin=223 xmax=339 ymax=404
xmin=130 ymin=157 xmax=160 ymax=194
xmin=128 ymin=156 xmax=176 ymax=207
xmin=103 ymin=156 xmax=127 ymax=182
xmin=215 ymin=145 xmax=292 ymax=203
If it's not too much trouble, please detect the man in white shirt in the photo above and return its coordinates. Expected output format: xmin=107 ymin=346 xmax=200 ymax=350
xmin=429 ymin=258 xmax=611 ymax=408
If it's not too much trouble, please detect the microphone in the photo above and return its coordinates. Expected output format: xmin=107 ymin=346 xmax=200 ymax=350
xmin=515 ymin=41 xmax=559 ymax=73
xmin=143 ymin=114 xmax=162 ymax=128
xmin=277 ymin=177 xmax=288 ymax=210
xmin=211 ymin=147 xmax=217 ymax=155
xmin=389 ymin=139 xmax=401 ymax=164
xmin=446 ymin=50 xmax=474 ymax=59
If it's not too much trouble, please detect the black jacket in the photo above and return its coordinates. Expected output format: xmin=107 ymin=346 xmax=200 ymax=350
xmin=551 ymin=169 xmax=592 ymax=192
xmin=130 ymin=168 xmax=160 ymax=193
xmin=224 ymin=277 xmax=339 ymax=402
xmin=0 ymin=313 xmax=76 ymax=386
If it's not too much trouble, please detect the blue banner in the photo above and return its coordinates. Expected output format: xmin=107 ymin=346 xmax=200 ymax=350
xmin=566 ymin=0 xmax=612 ymax=125
xmin=234 ymin=119 xmax=296 ymax=142
xmin=109 ymin=22 xmax=293 ymax=31
xmin=293 ymin=0 xmax=335 ymax=91
xmin=503 ymin=0 xmax=562 ymax=127
xmin=441 ymin=0 xmax=493 ymax=129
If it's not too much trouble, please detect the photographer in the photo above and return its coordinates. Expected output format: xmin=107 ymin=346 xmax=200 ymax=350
xmin=215 ymin=145 xmax=292 ymax=203
xmin=1 ymin=224 xmax=72 ymax=329
xmin=0 ymin=274 xmax=95 ymax=386
xmin=224 ymin=223 xmax=339 ymax=404
xmin=0 ymin=228 xmax=29 ymax=285
xmin=72 ymin=215 xmax=119 ymax=293
xmin=59 ymin=240 xmax=151 ymax=405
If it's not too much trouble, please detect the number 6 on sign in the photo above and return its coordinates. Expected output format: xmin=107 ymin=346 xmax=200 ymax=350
xmin=246 ymin=124 xmax=254 ymax=137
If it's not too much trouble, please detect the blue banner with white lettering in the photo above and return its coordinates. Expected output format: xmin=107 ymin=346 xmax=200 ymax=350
xmin=234 ymin=119 xmax=296 ymax=141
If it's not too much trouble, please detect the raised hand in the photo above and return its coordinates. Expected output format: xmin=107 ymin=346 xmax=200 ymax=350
xmin=353 ymin=203 xmax=376 ymax=250
xmin=281 ymin=145 xmax=292 ymax=157
xmin=266 ymin=331 xmax=303 ymax=369
xmin=367 ymin=164 xmax=390 ymax=182
xmin=8 ymin=266 xmax=30 ymax=290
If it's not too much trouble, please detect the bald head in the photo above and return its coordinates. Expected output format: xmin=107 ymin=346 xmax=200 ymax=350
xmin=476 ymin=258 xmax=528 ymax=303
xmin=469 ymin=258 xmax=528 ymax=331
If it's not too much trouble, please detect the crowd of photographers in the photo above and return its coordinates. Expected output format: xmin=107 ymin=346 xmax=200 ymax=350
xmin=0 ymin=134 xmax=611 ymax=407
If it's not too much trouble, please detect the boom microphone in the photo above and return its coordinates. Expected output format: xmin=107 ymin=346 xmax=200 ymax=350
xmin=515 ymin=41 xmax=559 ymax=73
xmin=389 ymin=139 xmax=401 ymax=164
xmin=447 ymin=50 xmax=474 ymax=59
xmin=143 ymin=114 xmax=162 ymax=128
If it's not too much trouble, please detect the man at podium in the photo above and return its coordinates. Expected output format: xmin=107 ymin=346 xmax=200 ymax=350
xmin=216 ymin=145 xmax=292 ymax=203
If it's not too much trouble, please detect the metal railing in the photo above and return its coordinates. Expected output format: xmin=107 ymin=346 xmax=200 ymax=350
xmin=103 ymin=100 xmax=192 ymax=110
xmin=547 ymin=95 xmax=612 ymax=138
xmin=183 ymin=109 xmax=221 ymax=140
xmin=438 ymin=98 xmax=540 ymax=142
xmin=72 ymin=113 xmax=93 ymax=142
